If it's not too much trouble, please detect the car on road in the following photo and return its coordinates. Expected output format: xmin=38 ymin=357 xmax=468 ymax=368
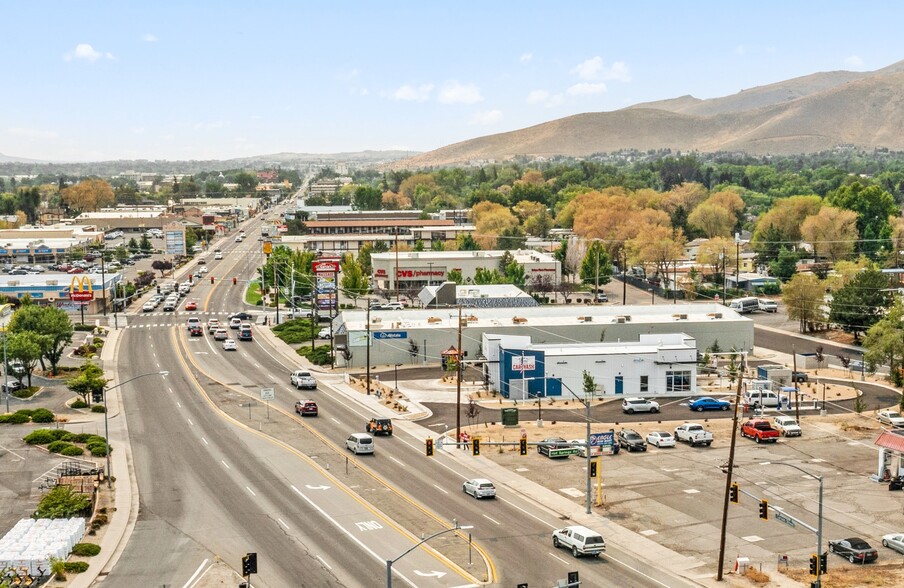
xmin=235 ymin=235 xmax=243 ymax=242
xmin=185 ymin=300 xmax=198 ymax=311
xmin=622 ymin=397 xmax=660 ymax=414
xmin=773 ymin=416 xmax=802 ymax=437
xmin=295 ymin=400 xmax=318 ymax=417
xmin=290 ymin=370 xmax=317 ymax=390
xmin=198 ymin=266 xmax=208 ymax=274
xmin=618 ymin=428 xmax=647 ymax=452
xmin=213 ymin=328 xmax=228 ymax=341
xmin=689 ymin=397 xmax=731 ymax=412
xmin=230 ymin=312 xmax=254 ymax=322
xmin=462 ymin=478 xmax=496 ymax=499
xmin=878 ymin=410 xmax=904 ymax=427
xmin=189 ymin=325 xmax=203 ymax=337
xmin=229 ymin=317 xmax=242 ymax=329
xmin=552 ymin=525 xmax=606 ymax=558
xmin=537 ymin=437 xmax=570 ymax=457
xmin=238 ymin=324 xmax=253 ymax=341
xmin=197 ymin=258 xmax=206 ymax=265
xmin=214 ymin=251 xmax=223 ymax=260
xmin=882 ymin=533 xmax=904 ymax=554
xmin=317 ymin=327 xmax=331 ymax=339
xmin=186 ymin=318 xmax=201 ymax=330
xmin=162 ymin=300 xmax=177 ymax=312
xmin=142 ymin=301 xmax=156 ymax=312
xmin=849 ymin=359 xmax=867 ymax=373
xmin=346 ymin=433 xmax=374 ymax=455
xmin=595 ymin=292 xmax=608 ymax=303
xmin=646 ymin=431 xmax=676 ymax=448
xmin=207 ymin=319 xmax=220 ymax=333
xmin=1 ymin=381 xmax=25 ymax=394
xmin=828 ymin=537 xmax=878 ymax=563
xmin=366 ymin=418 xmax=393 ymax=436
xmin=222 ymin=339 xmax=236 ymax=351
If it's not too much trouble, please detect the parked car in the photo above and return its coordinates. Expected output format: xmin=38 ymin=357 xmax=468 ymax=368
xmin=1 ymin=381 xmax=25 ymax=394
xmin=791 ymin=371 xmax=808 ymax=383
xmin=828 ymin=537 xmax=878 ymax=564
xmin=617 ymin=428 xmax=647 ymax=452
xmin=222 ymin=339 xmax=237 ymax=351
xmin=740 ymin=419 xmax=780 ymax=443
xmin=537 ymin=437 xmax=572 ymax=457
xmin=290 ymin=370 xmax=317 ymax=390
xmin=462 ymin=478 xmax=496 ymax=499
xmin=773 ymin=416 xmax=802 ymax=437
xmin=881 ymin=533 xmax=904 ymax=555
xmin=552 ymin=525 xmax=606 ymax=558
xmin=366 ymin=418 xmax=393 ymax=436
xmin=346 ymin=433 xmax=374 ymax=455
xmin=849 ymin=359 xmax=867 ymax=373
xmin=757 ymin=298 xmax=778 ymax=313
xmin=567 ymin=439 xmax=589 ymax=457
xmin=878 ymin=410 xmax=904 ymax=427
xmin=622 ymin=397 xmax=660 ymax=414
xmin=674 ymin=423 xmax=714 ymax=447
xmin=317 ymin=327 xmax=332 ymax=339
xmin=294 ymin=400 xmax=318 ymax=417
xmin=689 ymin=397 xmax=731 ymax=412
xmin=646 ymin=431 xmax=676 ymax=448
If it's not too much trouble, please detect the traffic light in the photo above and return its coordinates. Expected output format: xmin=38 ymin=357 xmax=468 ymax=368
xmin=758 ymin=499 xmax=768 ymax=520
xmin=809 ymin=554 xmax=818 ymax=576
xmin=567 ymin=571 xmax=579 ymax=585
xmin=589 ymin=461 xmax=597 ymax=478
xmin=729 ymin=482 xmax=739 ymax=503
xmin=210 ymin=276 xmax=214 ymax=284
xmin=156 ymin=285 xmax=161 ymax=294
xmin=188 ymin=273 xmax=193 ymax=283
xmin=426 ymin=438 xmax=434 ymax=457
xmin=241 ymin=552 xmax=257 ymax=576
xmin=233 ymin=277 xmax=237 ymax=285
xmin=819 ymin=552 xmax=827 ymax=574
xmin=472 ymin=438 xmax=480 ymax=456
xmin=519 ymin=438 xmax=528 ymax=455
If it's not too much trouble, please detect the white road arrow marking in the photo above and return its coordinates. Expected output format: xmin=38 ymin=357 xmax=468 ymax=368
xmin=305 ymin=484 xmax=330 ymax=490
xmin=414 ymin=571 xmax=447 ymax=578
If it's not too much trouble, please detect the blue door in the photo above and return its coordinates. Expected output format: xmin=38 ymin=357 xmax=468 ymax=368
xmin=614 ymin=376 xmax=624 ymax=394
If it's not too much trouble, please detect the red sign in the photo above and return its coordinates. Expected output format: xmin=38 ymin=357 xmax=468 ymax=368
xmin=312 ymin=260 xmax=339 ymax=273
xmin=69 ymin=291 xmax=94 ymax=302
xmin=375 ymin=269 xmax=387 ymax=277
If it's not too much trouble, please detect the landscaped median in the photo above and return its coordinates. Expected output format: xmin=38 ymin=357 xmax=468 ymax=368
xmin=272 ymin=318 xmax=332 ymax=365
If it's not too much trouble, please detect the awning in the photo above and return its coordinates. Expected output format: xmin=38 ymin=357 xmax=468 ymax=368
xmin=876 ymin=430 xmax=904 ymax=453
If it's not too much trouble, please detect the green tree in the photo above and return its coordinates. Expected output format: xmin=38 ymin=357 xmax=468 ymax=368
xmin=828 ymin=266 xmax=892 ymax=342
xmin=66 ymin=362 xmax=109 ymax=405
xmin=863 ymin=299 xmax=904 ymax=398
xmin=504 ymin=260 xmax=526 ymax=288
xmin=234 ymin=172 xmax=258 ymax=191
xmin=555 ymin=238 xmax=570 ymax=276
xmin=447 ymin=268 xmax=463 ymax=284
xmin=6 ymin=331 xmax=44 ymax=387
xmin=353 ymin=185 xmax=383 ymax=210
xmin=827 ymin=182 xmax=896 ymax=256
xmin=782 ymin=273 xmax=825 ymax=333
xmin=582 ymin=370 xmax=596 ymax=396
xmin=413 ymin=240 xmax=425 ymax=252
xmin=474 ymin=267 xmax=504 ymax=284
xmin=456 ymin=233 xmax=480 ymax=251
xmin=340 ymin=253 xmax=369 ymax=298
xmin=114 ymin=246 xmax=129 ymax=261
xmin=357 ymin=241 xmax=389 ymax=275
xmin=9 ymin=305 xmax=73 ymax=374
xmin=769 ymin=247 xmax=798 ymax=282
xmin=127 ymin=237 xmax=139 ymax=252
xmin=139 ymin=235 xmax=152 ymax=251
xmin=34 ymin=485 xmax=92 ymax=519
xmin=579 ymin=241 xmax=612 ymax=289
xmin=431 ymin=240 xmax=446 ymax=251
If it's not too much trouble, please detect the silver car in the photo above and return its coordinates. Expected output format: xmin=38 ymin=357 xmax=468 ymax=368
xmin=462 ymin=478 xmax=496 ymax=499
xmin=882 ymin=533 xmax=904 ymax=554
xmin=622 ymin=397 xmax=660 ymax=414
xmin=878 ymin=410 xmax=904 ymax=427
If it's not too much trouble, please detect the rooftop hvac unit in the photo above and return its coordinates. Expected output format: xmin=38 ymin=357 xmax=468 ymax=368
xmin=707 ymin=312 xmax=723 ymax=319
xmin=579 ymin=316 xmax=593 ymax=322
xmin=615 ymin=316 xmax=626 ymax=324
xmin=512 ymin=317 xmax=528 ymax=324
xmin=672 ymin=314 xmax=688 ymax=320
xmin=427 ymin=316 xmax=443 ymax=324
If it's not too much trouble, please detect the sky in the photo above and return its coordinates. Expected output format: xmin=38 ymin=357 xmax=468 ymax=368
xmin=3 ymin=1 xmax=904 ymax=162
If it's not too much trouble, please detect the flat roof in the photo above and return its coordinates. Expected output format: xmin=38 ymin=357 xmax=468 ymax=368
xmin=0 ymin=272 xmax=119 ymax=287
xmin=306 ymin=219 xmax=455 ymax=228
xmin=371 ymin=249 xmax=558 ymax=263
xmin=76 ymin=211 xmax=164 ymax=219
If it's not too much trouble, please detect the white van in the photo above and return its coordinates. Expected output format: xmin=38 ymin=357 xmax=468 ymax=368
xmin=345 ymin=433 xmax=374 ymax=455
xmin=729 ymin=297 xmax=760 ymax=314
xmin=743 ymin=389 xmax=788 ymax=408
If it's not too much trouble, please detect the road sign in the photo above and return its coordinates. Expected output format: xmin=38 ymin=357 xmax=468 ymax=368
xmin=260 ymin=388 xmax=275 ymax=401
xmin=262 ymin=240 xmax=273 ymax=255
xmin=589 ymin=432 xmax=614 ymax=447
xmin=546 ymin=447 xmax=579 ymax=458
xmin=774 ymin=510 xmax=796 ymax=528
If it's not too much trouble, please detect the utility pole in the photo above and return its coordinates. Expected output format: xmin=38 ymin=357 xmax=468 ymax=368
xmin=274 ymin=259 xmax=280 ymax=325
xmin=100 ymin=252 xmax=107 ymax=316
xmin=594 ymin=244 xmax=599 ymax=303
xmin=621 ymin=251 xmax=627 ymax=305
xmin=793 ymin=344 xmax=800 ymax=422
xmin=455 ymin=305 xmax=463 ymax=447
xmin=394 ymin=227 xmax=400 ymax=303
xmin=366 ymin=305 xmax=371 ymax=394
xmin=717 ymin=353 xmax=746 ymax=580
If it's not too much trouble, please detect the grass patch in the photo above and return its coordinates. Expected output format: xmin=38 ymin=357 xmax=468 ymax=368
xmin=245 ymin=281 xmax=262 ymax=305
xmin=297 ymin=344 xmax=332 ymax=365
xmin=273 ymin=318 xmax=317 ymax=344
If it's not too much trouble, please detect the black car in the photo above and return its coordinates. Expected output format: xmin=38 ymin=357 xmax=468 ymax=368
xmin=366 ymin=418 xmax=393 ymax=436
xmin=617 ymin=428 xmax=647 ymax=452
xmin=537 ymin=437 xmax=569 ymax=457
xmin=828 ymin=537 xmax=878 ymax=564
xmin=230 ymin=312 xmax=254 ymax=321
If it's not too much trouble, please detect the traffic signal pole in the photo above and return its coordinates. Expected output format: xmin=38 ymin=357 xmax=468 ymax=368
xmin=716 ymin=353 xmax=746 ymax=581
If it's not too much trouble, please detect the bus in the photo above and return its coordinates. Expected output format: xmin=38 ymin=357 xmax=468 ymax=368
xmin=728 ymin=296 xmax=760 ymax=314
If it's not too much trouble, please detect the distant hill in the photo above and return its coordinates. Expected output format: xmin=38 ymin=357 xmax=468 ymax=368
xmin=0 ymin=152 xmax=44 ymax=163
xmin=397 ymin=60 xmax=904 ymax=168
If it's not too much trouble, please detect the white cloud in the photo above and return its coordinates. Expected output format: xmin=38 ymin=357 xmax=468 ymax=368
xmin=7 ymin=127 xmax=59 ymax=140
xmin=526 ymin=89 xmax=549 ymax=104
xmin=393 ymin=84 xmax=434 ymax=101
xmin=520 ymin=52 xmax=533 ymax=63
xmin=142 ymin=33 xmax=158 ymax=42
xmin=438 ymin=81 xmax=483 ymax=105
xmin=470 ymin=109 xmax=503 ymax=125
xmin=844 ymin=55 xmax=864 ymax=68
xmin=64 ymin=43 xmax=113 ymax=62
xmin=571 ymin=56 xmax=631 ymax=82
xmin=567 ymin=83 xmax=607 ymax=96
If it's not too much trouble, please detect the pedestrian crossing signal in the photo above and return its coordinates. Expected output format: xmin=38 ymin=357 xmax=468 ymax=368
xmin=426 ymin=438 xmax=434 ymax=457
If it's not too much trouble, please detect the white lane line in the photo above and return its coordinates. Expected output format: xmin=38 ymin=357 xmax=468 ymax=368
xmin=181 ymin=558 xmax=209 ymax=588
xmin=432 ymin=484 xmax=449 ymax=495
xmin=604 ymin=552 xmax=674 ymax=588
xmin=201 ymin=437 xmax=209 ymax=445
xmin=176 ymin=402 xmax=182 ymax=408
xmin=246 ymin=486 xmax=256 ymax=496
xmin=253 ymin=363 xmax=261 ymax=369
xmin=316 ymin=555 xmax=332 ymax=570
xmin=187 ymin=418 xmax=194 ymax=426
xmin=277 ymin=518 xmax=289 ymax=530
xmin=268 ymin=373 xmax=277 ymax=381
xmin=156 ymin=362 xmax=161 ymax=369
xmin=549 ymin=552 xmax=570 ymax=565
xmin=389 ymin=456 xmax=405 ymax=466
xmin=221 ymin=460 xmax=230 ymax=469
xmin=482 ymin=514 xmax=500 ymax=525
xmin=330 ymin=417 xmax=341 ymax=424
xmin=168 ymin=388 xmax=173 ymax=394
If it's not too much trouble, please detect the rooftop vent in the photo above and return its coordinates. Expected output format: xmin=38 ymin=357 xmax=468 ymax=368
xmin=512 ymin=317 xmax=528 ymax=324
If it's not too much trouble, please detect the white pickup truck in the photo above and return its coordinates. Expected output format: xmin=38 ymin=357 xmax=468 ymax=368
xmin=674 ymin=423 xmax=714 ymax=447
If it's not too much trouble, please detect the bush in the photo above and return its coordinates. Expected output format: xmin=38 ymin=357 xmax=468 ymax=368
xmin=34 ymin=485 xmax=91 ymax=518
xmin=24 ymin=429 xmax=56 ymax=444
xmin=73 ymin=324 xmax=95 ymax=332
xmin=16 ymin=409 xmax=35 ymax=418
xmin=88 ymin=442 xmax=109 ymax=457
xmin=31 ymin=408 xmax=55 ymax=423
xmin=47 ymin=440 xmax=74 ymax=454
xmin=63 ymin=561 xmax=89 ymax=573
xmin=91 ymin=405 xmax=106 ymax=413
xmin=297 ymin=345 xmax=332 ymax=365
xmin=71 ymin=399 xmax=89 ymax=409
xmin=1 ymin=412 xmax=30 ymax=424
xmin=60 ymin=445 xmax=84 ymax=456
xmin=71 ymin=543 xmax=101 ymax=557
xmin=12 ymin=387 xmax=38 ymax=398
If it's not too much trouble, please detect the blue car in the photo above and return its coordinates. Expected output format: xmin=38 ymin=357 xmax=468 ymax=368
xmin=689 ymin=397 xmax=731 ymax=412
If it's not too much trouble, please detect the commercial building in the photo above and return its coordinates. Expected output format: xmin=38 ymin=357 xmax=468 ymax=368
xmin=0 ymin=225 xmax=104 ymax=264
xmin=484 ymin=332 xmax=698 ymax=400
xmin=332 ymin=303 xmax=752 ymax=370
xmin=418 ymin=282 xmax=538 ymax=309
xmin=370 ymin=249 xmax=561 ymax=292
xmin=74 ymin=209 xmax=172 ymax=233
xmin=279 ymin=219 xmax=473 ymax=255
xmin=0 ymin=272 xmax=122 ymax=314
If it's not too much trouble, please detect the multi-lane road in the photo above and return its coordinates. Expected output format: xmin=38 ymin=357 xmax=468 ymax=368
xmin=105 ymin=211 xmax=699 ymax=587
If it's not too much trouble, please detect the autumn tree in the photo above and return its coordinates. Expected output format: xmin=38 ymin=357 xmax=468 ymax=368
xmin=827 ymin=182 xmax=896 ymax=256
xmin=382 ymin=190 xmax=411 ymax=210
xmin=688 ymin=202 xmax=733 ymax=238
xmin=800 ymin=206 xmax=858 ymax=262
xmin=398 ymin=174 xmax=441 ymax=210
xmin=863 ymin=299 xmax=904 ymax=391
xmin=61 ymin=179 xmax=115 ymax=213
xmin=626 ymin=225 xmax=685 ymax=279
xmin=696 ymin=237 xmax=737 ymax=279
xmin=472 ymin=201 xmax=518 ymax=249
xmin=512 ymin=200 xmax=552 ymax=237
xmin=781 ymin=273 xmax=826 ymax=333
xmin=752 ymin=195 xmax=822 ymax=251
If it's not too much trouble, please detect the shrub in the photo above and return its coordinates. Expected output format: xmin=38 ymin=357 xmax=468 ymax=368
xmin=63 ymin=561 xmax=89 ymax=573
xmin=51 ymin=557 xmax=67 ymax=581
xmin=298 ymin=345 xmax=332 ymax=365
xmin=70 ymin=433 xmax=93 ymax=443
xmin=12 ymin=387 xmax=38 ymax=399
xmin=0 ymin=414 xmax=12 ymax=424
xmin=34 ymin=485 xmax=91 ymax=518
xmin=31 ymin=408 xmax=55 ymax=423
xmin=73 ymin=324 xmax=95 ymax=332
xmin=60 ymin=445 xmax=84 ymax=456
xmin=88 ymin=442 xmax=108 ymax=457
xmin=47 ymin=441 xmax=74 ymax=454
xmin=71 ymin=399 xmax=89 ymax=409
xmin=16 ymin=409 xmax=35 ymax=418
xmin=2 ymin=412 xmax=30 ymax=424
xmin=91 ymin=405 xmax=106 ymax=413
xmin=24 ymin=429 xmax=56 ymax=444
xmin=71 ymin=543 xmax=101 ymax=557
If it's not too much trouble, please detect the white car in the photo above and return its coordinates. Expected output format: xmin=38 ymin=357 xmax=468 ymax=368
xmin=646 ymin=431 xmax=676 ymax=448
xmin=222 ymin=339 xmax=237 ymax=351
xmin=142 ymin=301 xmax=156 ymax=312
xmin=552 ymin=525 xmax=606 ymax=558
xmin=757 ymin=298 xmax=778 ymax=312
xmin=878 ymin=410 xmax=904 ymax=427
xmin=462 ymin=478 xmax=496 ymax=499
xmin=621 ymin=397 xmax=660 ymax=414
xmin=773 ymin=416 xmax=802 ymax=437
xmin=317 ymin=327 xmax=331 ymax=339
xmin=207 ymin=318 xmax=221 ymax=333
xmin=199 ymin=266 xmax=209 ymax=274
xmin=229 ymin=317 xmax=242 ymax=329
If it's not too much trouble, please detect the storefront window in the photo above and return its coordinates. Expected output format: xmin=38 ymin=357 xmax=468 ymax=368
xmin=666 ymin=370 xmax=691 ymax=393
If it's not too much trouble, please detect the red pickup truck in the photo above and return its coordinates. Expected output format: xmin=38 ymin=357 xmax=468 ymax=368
xmin=740 ymin=419 xmax=780 ymax=443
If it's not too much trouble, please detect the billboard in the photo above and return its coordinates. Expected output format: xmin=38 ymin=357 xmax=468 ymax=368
xmin=68 ymin=276 xmax=95 ymax=302
xmin=313 ymin=260 xmax=340 ymax=273
xmin=164 ymin=223 xmax=187 ymax=256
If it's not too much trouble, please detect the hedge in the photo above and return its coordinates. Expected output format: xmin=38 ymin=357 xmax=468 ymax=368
xmin=47 ymin=441 xmax=74 ymax=454
xmin=71 ymin=399 xmax=89 ymax=409
xmin=60 ymin=445 xmax=84 ymax=457
xmin=63 ymin=561 xmax=89 ymax=573
xmin=24 ymin=429 xmax=57 ymax=444
xmin=90 ymin=405 xmax=106 ymax=413
xmin=31 ymin=408 xmax=56 ymax=423
xmin=71 ymin=543 xmax=101 ymax=557
xmin=0 ymin=412 xmax=30 ymax=424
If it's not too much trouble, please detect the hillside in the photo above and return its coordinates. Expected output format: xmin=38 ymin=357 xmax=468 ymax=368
xmin=397 ymin=60 xmax=904 ymax=168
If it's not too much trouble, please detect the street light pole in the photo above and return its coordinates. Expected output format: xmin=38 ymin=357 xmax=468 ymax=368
xmin=385 ymin=520 xmax=472 ymax=588
xmin=2 ymin=328 xmax=8 ymax=414
xmin=555 ymin=377 xmax=593 ymax=515
xmin=102 ymin=370 xmax=168 ymax=487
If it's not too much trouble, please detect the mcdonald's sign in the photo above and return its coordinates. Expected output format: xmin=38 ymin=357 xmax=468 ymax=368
xmin=69 ymin=276 xmax=95 ymax=302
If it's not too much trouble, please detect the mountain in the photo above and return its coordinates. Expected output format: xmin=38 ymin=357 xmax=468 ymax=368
xmin=397 ymin=60 xmax=904 ymax=168
xmin=0 ymin=152 xmax=45 ymax=163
